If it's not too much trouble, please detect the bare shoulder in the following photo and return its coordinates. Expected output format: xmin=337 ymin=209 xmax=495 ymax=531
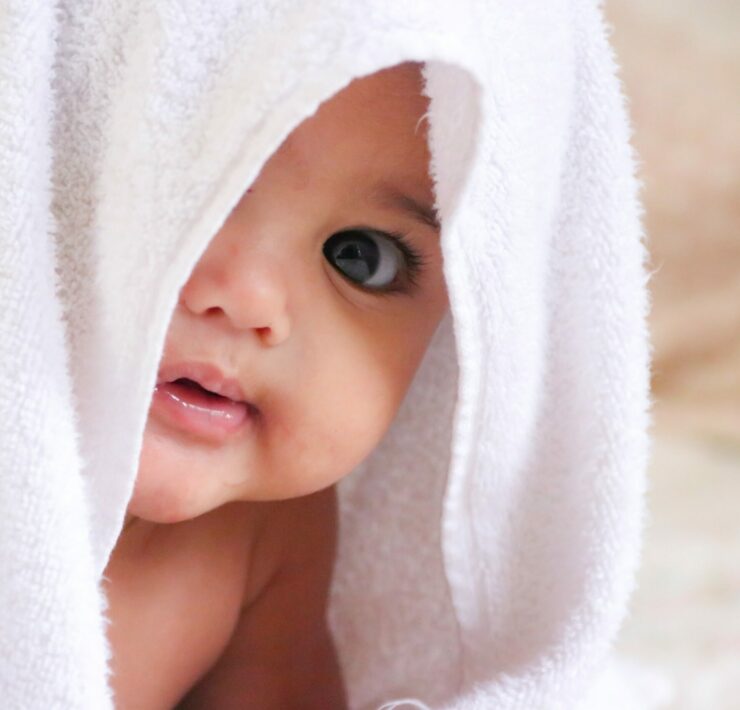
xmin=105 ymin=501 xmax=267 ymax=710
xmin=177 ymin=486 xmax=347 ymax=709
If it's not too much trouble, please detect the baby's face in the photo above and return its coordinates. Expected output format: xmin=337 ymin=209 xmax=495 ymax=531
xmin=129 ymin=62 xmax=448 ymax=524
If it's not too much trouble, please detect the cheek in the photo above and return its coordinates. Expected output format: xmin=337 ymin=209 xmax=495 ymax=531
xmin=263 ymin=287 xmax=447 ymax=498
xmin=267 ymin=330 xmax=414 ymax=496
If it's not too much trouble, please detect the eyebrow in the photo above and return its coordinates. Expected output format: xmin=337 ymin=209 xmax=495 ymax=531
xmin=369 ymin=181 xmax=441 ymax=232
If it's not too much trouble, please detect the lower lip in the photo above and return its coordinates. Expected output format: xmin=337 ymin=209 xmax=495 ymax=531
xmin=150 ymin=381 xmax=254 ymax=443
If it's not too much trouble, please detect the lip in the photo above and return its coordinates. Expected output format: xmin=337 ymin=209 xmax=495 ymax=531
xmin=150 ymin=361 xmax=257 ymax=443
xmin=156 ymin=361 xmax=249 ymax=404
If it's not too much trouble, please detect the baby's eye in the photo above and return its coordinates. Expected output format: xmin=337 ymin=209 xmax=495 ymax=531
xmin=323 ymin=228 xmax=423 ymax=295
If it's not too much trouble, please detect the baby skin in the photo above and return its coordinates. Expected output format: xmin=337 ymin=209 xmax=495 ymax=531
xmin=102 ymin=61 xmax=448 ymax=709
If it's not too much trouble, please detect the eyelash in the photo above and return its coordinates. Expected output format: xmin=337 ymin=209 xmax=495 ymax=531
xmin=375 ymin=229 xmax=427 ymax=297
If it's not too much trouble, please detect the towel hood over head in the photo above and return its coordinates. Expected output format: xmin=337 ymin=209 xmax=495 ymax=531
xmin=0 ymin=0 xmax=658 ymax=708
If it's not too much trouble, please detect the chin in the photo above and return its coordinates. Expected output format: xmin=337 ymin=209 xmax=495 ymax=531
xmin=130 ymin=422 xmax=235 ymax=523
xmin=126 ymin=486 xmax=197 ymax=525
xmin=127 ymin=458 xmax=221 ymax=525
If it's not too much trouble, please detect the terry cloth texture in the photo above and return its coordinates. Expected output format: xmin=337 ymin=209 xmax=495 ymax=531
xmin=0 ymin=0 xmax=669 ymax=707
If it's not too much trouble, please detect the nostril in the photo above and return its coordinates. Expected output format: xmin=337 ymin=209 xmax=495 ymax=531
xmin=255 ymin=317 xmax=290 ymax=346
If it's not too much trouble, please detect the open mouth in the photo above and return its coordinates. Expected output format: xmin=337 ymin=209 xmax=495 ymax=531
xmin=171 ymin=377 xmax=233 ymax=400
xmin=151 ymin=373 xmax=255 ymax=442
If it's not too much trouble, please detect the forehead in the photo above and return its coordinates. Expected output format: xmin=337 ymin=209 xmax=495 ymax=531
xmin=269 ymin=63 xmax=433 ymax=199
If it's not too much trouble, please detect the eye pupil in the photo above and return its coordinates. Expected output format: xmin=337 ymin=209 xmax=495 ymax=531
xmin=325 ymin=232 xmax=382 ymax=285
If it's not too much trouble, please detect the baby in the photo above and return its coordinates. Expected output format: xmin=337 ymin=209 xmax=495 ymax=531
xmin=102 ymin=61 xmax=448 ymax=709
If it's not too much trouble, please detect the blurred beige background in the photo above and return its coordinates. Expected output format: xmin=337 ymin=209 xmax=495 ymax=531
xmin=605 ymin=1 xmax=740 ymax=708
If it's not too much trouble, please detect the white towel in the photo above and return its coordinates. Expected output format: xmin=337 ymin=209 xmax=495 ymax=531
xmin=0 ymin=0 xmax=668 ymax=707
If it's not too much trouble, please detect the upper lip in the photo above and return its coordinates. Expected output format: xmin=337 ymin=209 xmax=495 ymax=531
xmin=156 ymin=361 xmax=249 ymax=404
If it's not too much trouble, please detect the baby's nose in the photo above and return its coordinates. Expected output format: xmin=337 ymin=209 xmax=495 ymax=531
xmin=178 ymin=236 xmax=291 ymax=347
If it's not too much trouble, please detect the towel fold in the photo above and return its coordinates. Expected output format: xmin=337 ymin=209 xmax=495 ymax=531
xmin=0 ymin=0 xmax=662 ymax=707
